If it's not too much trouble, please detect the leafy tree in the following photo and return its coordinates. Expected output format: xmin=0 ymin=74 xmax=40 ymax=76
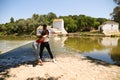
xmin=10 ymin=17 xmax=14 ymax=23
xmin=111 ymin=6 xmax=120 ymax=25
xmin=32 ymin=14 xmax=39 ymax=21
xmin=0 ymin=24 xmax=6 ymax=32
xmin=111 ymin=0 xmax=120 ymax=28
xmin=0 ymin=24 xmax=3 ymax=31
xmin=77 ymin=15 xmax=88 ymax=31
xmin=86 ymin=16 xmax=95 ymax=30
xmin=64 ymin=17 xmax=77 ymax=32
xmin=72 ymin=15 xmax=79 ymax=20
xmin=96 ymin=18 xmax=107 ymax=25
xmin=5 ymin=23 xmax=15 ymax=34
xmin=38 ymin=15 xmax=49 ymax=25
xmin=16 ymin=19 xmax=26 ymax=35
xmin=94 ymin=21 xmax=100 ymax=30
xmin=47 ymin=12 xmax=57 ymax=25
xmin=114 ymin=0 xmax=120 ymax=5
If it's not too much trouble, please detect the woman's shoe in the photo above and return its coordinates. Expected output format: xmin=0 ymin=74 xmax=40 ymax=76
xmin=38 ymin=59 xmax=43 ymax=66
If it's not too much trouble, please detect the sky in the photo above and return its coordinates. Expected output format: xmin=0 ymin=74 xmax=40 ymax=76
xmin=0 ymin=0 xmax=117 ymax=24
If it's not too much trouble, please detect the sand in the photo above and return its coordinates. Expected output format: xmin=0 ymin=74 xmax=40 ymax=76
xmin=0 ymin=55 xmax=120 ymax=80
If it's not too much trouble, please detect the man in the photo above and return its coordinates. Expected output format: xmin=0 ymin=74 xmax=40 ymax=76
xmin=37 ymin=24 xmax=56 ymax=65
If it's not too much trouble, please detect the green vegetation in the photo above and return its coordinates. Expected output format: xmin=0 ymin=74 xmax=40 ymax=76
xmin=0 ymin=12 xmax=108 ymax=36
xmin=0 ymin=12 xmax=57 ymax=36
xmin=111 ymin=0 xmax=120 ymax=29
xmin=60 ymin=15 xmax=107 ymax=32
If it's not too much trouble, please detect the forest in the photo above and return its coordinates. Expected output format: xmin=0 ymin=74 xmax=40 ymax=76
xmin=0 ymin=12 xmax=108 ymax=36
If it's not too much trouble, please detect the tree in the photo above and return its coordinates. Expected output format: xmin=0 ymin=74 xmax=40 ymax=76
xmin=96 ymin=18 xmax=107 ymax=25
xmin=86 ymin=16 xmax=95 ymax=30
xmin=94 ymin=22 xmax=100 ymax=30
xmin=64 ymin=17 xmax=77 ymax=32
xmin=0 ymin=24 xmax=6 ymax=32
xmin=5 ymin=23 xmax=15 ymax=34
xmin=38 ymin=15 xmax=49 ymax=25
xmin=0 ymin=24 xmax=7 ymax=35
xmin=111 ymin=6 xmax=120 ymax=25
xmin=114 ymin=0 xmax=120 ymax=5
xmin=47 ymin=12 xmax=57 ymax=25
xmin=16 ymin=19 xmax=26 ymax=35
xmin=32 ymin=14 xmax=39 ymax=21
xmin=10 ymin=17 xmax=14 ymax=23
xmin=77 ymin=15 xmax=88 ymax=31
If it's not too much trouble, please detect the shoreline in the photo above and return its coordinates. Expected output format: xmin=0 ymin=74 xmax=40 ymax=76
xmin=1 ymin=32 xmax=120 ymax=40
xmin=0 ymin=56 xmax=120 ymax=80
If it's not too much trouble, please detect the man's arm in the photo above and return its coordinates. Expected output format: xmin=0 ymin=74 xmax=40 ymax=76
xmin=43 ymin=30 xmax=49 ymax=38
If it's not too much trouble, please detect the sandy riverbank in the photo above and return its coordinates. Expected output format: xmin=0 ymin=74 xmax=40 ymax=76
xmin=0 ymin=55 xmax=120 ymax=80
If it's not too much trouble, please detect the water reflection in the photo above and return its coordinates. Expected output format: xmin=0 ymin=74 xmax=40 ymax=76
xmin=49 ymin=36 xmax=70 ymax=55
xmin=101 ymin=37 xmax=119 ymax=47
xmin=64 ymin=37 xmax=120 ymax=64
xmin=64 ymin=37 xmax=105 ymax=52
xmin=0 ymin=40 xmax=33 ymax=54
xmin=0 ymin=37 xmax=120 ymax=65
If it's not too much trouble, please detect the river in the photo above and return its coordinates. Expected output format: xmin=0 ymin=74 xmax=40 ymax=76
xmin=0 ymin=40 xmax=33 ymax=54
xmin=0 ymin=36 xmax=120 ymax=65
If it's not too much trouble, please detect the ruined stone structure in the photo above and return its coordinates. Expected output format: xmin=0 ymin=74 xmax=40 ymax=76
xmin=52 ymin=19 xmax=68 ymax=34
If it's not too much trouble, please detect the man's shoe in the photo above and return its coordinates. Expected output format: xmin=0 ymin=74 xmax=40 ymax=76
xmin=52 ymin=59 xmax=56 ymax=63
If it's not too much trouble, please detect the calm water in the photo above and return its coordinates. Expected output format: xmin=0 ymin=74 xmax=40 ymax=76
xmin=63 ymin=36 xmax=120 ymax=65
xmin=0 ymin=40 xmax=33 ymax=54
xmin=0 ymin=36 xmax=120 ymax=65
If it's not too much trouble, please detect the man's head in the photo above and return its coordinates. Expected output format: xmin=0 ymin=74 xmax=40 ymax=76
xmin=42 ymin=24 xmax=47 ymax=29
